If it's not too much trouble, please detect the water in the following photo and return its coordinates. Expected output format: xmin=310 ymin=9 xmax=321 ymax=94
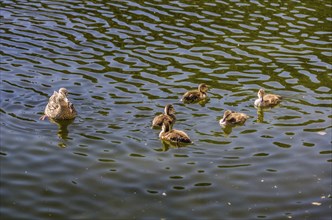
xmin=1 ymin=0 xmax=331 ymax=219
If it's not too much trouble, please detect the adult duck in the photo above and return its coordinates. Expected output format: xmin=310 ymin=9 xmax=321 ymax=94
xmin=40 ymin=88 xmax=77 ymax=120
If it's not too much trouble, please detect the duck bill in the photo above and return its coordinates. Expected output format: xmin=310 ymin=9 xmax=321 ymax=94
xmin=220 ymin=118 xmax=226 ymax=125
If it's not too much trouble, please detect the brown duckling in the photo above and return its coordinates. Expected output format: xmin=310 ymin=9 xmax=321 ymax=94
xmin=40 ymin=88 xmax=77 ymax=120
xmin=254 ymin=88 xmax=282 ymax=107
xmin=159 ymin=121 xmax=192 ymax=144
xmin=219 ymin=110 xmax=249 ymax=126
xmin=181 ymin=83 xmax=208 ymax=103
xmin=152 ymin=104 xmax=176 ymax=128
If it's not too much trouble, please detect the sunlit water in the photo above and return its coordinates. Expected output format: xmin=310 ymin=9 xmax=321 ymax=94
xmin=1 ymin=0 xmax=331 ymax=219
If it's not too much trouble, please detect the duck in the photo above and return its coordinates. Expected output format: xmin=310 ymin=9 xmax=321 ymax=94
xmin=219 ymin=110 xmax=249 ymax=126
xmin=181 ymin=83 xmax=209 ymax=103
xmin=152 ymin=104 xmax=176 ymax=128
xmin=254 ymin=88 xmax=282 ymax=107
xmin=40 ymin=88 xmax=77 ymax=120
xmin=159 ymin=121 xmax=192 ymax=144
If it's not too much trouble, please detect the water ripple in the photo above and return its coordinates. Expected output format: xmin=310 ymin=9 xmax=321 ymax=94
xmin=1 ymin=0 xmax=331 ymax=219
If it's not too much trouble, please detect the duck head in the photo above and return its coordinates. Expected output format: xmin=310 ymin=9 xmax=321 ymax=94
xmin=59 ymin=88 xmax=69 ymax=97
xmin=198 ymin=83 xmax=209 ymax=93
xmin=164 ymin=104 xmax=175 ymax=115
xmin=58 ymin=88 xmax=73 ymax=110
xmin=257 ymin=88 xmax=265 ymax=100
xmin=220 ymin=110 xmax=232 ymax=125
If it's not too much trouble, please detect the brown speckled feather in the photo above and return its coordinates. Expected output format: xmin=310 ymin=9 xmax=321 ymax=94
xmin=152 ymin=114 xmax=175 ymax=127
xmin=220 ymin=110 xmax=249 ymax=126
xmin=181 ymin=90 xmax=202 ymax=103
xmin=181 ymin=83 xmax=208 ymax=103
xmin=159 ymin=121 xmax=192 ymax=144
xmin=152 ymin=104 xmax=176 ymax=128
xmin=263 ymin=94 xmax=282 ymax=105
xmin=40 ymin=88 xmax=77 ymax=120
xmin=161 ymin=129 xmax=192 ymax=143
xmin=254 ymin=89 xmax=282 ymax=107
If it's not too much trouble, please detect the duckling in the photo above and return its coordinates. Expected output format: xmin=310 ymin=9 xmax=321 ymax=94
xmin=254 ymin=88 xmax=282 ymax=107
xmin=219 ymin=110 xmax=249 ymax=126
xmin=159 ymin=121 xmax=192 ymax=144
xmin=181 ymin=83 xmax=208 ymax=103
xmin=40 ymin=88 xmax=77 ymax=120
xmin=152 ymin=104 xmax=176 ymax=128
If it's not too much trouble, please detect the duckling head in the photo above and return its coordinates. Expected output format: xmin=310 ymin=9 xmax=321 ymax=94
xmin=165 ymin=104 xmax=175 ymax=115
xmin=257 ymin=88 xmax=265 ymax=99
xmin=220 ymin=110 xmax=232 ymax=125
xmin=198 ymin=83 xmax=209 ymax=93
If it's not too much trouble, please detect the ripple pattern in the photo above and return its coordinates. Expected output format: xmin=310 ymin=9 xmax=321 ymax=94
xmin=1 ymin=0 xmax=331 ymax=219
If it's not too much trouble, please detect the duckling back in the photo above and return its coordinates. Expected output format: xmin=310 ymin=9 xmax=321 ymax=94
xmin=159 ymin=121 xmax=192 ymax=144
xmin=220 ymin=110 xmax=249 ymax=126
xmin=181 ymin=91 xmax=203 ymax=103
xmin=152 ymin=114 xmax=175 ymax=128
xmin=161 ymin=130 xmax=192 ymax=143
xmin=181 ymin=83 xmax=208 ymax=103
xmin=255 ymin=94 xmax=282 ymax=107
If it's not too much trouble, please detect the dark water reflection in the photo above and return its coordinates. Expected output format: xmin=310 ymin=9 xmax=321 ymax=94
xmin=1 ymin=0 xmax=331 ymax=219
xmin=49 ymin=118 xmax=75 ymax=147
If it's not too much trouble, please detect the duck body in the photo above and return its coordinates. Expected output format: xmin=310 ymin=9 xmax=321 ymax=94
xmin=254 ymin=89 xmax=282 ymax=107
xmin=40 ymin=88 xmax=77 ymax=120
xmin=152 ymin=104 xmax=176 ymax=128
xmin=181 ymin=83 xmax=208 ymax=103
xmin=159 ymin=122 xmax=192 ymax=144
xmin=219 ymin=110 xmax=249 ymax=126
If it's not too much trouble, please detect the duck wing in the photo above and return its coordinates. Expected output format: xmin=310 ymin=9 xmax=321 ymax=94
xmin=181 ymin=90 xmax=200 ymax=103
xmin=152 ymin=114 xmax=176 ymax=127
xmin=265 ymin=94 xmax=282 ymax=105
xmin=152 ymin=114 xmax=165 ymax=127
xmin=47 ymin=91 xmax=60 ymax=111
xmin=234 ymin=113 xmax=249 ymax=123
xmin=166 ymin=130 xmax=192 ymax=143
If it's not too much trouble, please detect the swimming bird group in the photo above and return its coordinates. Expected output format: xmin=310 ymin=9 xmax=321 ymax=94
xmin=152 ymin=84 xmax=282 ymax=145
xmin=40 ymin=85 xmax=281 ymax=145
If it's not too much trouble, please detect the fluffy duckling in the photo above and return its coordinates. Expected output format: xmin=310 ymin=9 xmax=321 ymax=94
xmin=159 ymin=121 xmax=192 ymax=144
xmin=219 ymin=110 xmax=249 ymax=126
xmin=40 ymin=88 xmax=77 ymax=120
xmin=152 ymin=104 xmax=176 ymax=128
xmin=254 ymin=88 xmax=282 ymax=107
xmin=181 ymin=83 xmax=208 ymax=103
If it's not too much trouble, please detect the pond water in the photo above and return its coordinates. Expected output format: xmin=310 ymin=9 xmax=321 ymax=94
xmin=1 ymin=0 xmax=331 ymax=219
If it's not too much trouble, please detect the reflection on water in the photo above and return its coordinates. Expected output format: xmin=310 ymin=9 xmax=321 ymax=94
xmin=256 ymin=108 xmax=265 ymax=123
xmin=220 ymin=124 xmax=236 ymax=136
xmin=1 ymin=0 xmax=331 ymax=219
xmin=159 ymin=140 xmax=191 ymax=152
xmin=255 ymin=104 xmax=282 ymax=124
xmin=48 ymin=118 xmax=75 ymax=148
